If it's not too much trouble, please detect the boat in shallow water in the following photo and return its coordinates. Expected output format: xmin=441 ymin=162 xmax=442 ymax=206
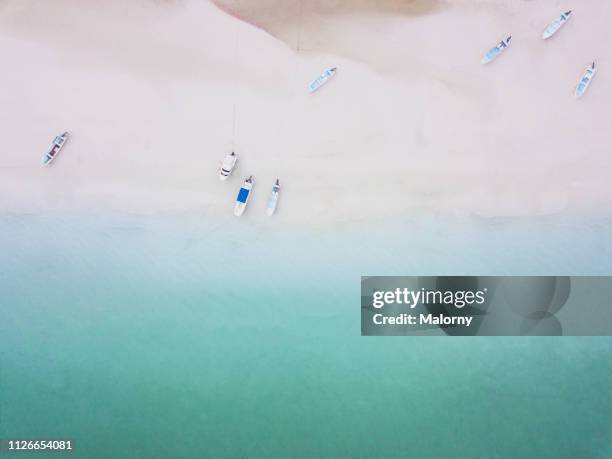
xmin=481 ymin=36 xmax=512 ymax=64
xmin=234 ymin=176 xmax=253 ymax=216
xmin=542 ymin=11 xmax=572 ymax=40
xmin=266 ymin=179 xmax=280 ymax=216
xmin=42 ymin=132 xmax=69 ymax=166
xmin=308 ymin=67 xmax=337 ymax=93
xmin=575 ymin=62 xmax=597 ymax=98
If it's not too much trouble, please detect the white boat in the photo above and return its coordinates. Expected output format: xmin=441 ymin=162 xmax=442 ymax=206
xmin=308 ymin=67 xmax=337 ymax=93
xmin=575 ymin=62 xmax=597 ymax=98
xmin=41 ymin=132 xmax=69 ymax=166
xmin=542 ymin=11 xmax=572 ymax=40
xmin=481 ymin=36 xmax=512 ymax=64
xmin=234 ymin=176 xmax=253 ymax=216
xmin=219 ymin=151 xmax=237 ymax=181
xmin=266 ymin=179 xmax=280 ymax=216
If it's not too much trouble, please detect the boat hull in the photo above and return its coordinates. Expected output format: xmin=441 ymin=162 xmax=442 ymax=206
xmin=234 ymin=178 xmax=253 ymax=216
xmin=42 ymin=132 xmax=69 ymax=166
xmin=234 ymin=203 xmax=247 ymax=216
xmin=575 ymin=64 xmax=597 ymax=98
xmin=542 ymin=12 xmax=571 ymax=39
xmin=481 ymin=38 xmax=511 ymax=64
xmin=266 ymin=195 xmax=279 ymax=216
xmin=219 ymin=154 xmax=237 ymax=180
xmin=308 ymin=68 xmax=337 ymax=93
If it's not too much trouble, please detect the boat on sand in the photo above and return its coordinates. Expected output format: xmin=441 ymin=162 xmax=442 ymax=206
xmin=575 ymin=62 xmax=597 ymax=98
xmin=42 ymin=132 xmax=69 ymax=166
xmin=308 ymin=67 xmax=337 ymax=93
xmin=542 ymin=11 xmax=572 ymax=40
xmin=266 ymin=179 xmax=280 ymax=216
xmin=219 ymin=151 xmax=237 ymax=181
xmin=234 ymin=176 xmax=253 ymax=216
xmin=481 ymin=36 xmax=512 ymax=64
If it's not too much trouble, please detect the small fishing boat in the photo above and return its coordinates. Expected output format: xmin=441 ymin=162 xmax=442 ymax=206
xmin=542 ymin=11 xmax=572 ymax=40
xmin=266 ymin=179 xmax=280 ymax=216
xmin=234 ymin=176 xmax=253 ymax=216
xmin=41 ymin=132 xmax=69 ymax=166
xmin=575 ymin=62 xmax=597 ymax=98
xmin=308 ymin=67 xmax=337 ymax=93
xmin=481 ymin=36 xmax=512 ymax=64
xmin=219 ymin=151 xmax=237 ymax=181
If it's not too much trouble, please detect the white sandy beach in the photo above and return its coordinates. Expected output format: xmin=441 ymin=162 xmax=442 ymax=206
xmin=1 ymin=0 xmax=611 ymax=224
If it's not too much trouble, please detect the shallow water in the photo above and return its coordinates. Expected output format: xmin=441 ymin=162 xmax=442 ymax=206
xmin=1 ymin=212 xmax=611 ymax=458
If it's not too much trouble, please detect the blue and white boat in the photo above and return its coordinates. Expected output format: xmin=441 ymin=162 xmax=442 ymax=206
xmin=575 ymin=62 xmax=597 ymax=98
xmin=266 ymin=179 xmax=280 ymax=216
xmin=308 ymin=67 xmax=337 ymax=93
xmin=481 ymin=36 xmax=512 ymax=64
xmin=542 ymin=11 xmax=572 ymax=40
xmin=42 ymin=132 xmax=69 ymax=166
xmin=234 ymin=176 xmax=253 ymax=216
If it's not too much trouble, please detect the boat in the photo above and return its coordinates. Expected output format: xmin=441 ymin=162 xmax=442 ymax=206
xmin=219 ymin=151 xmax=237 ymax=181
xmin=41 ymin=132 xmax=69 ymax=166
xmin=234 ymin=176 xmax=253 ymax=216
xmin=575 ymin=62 xmax=597 ymax=98
xmin=542 ymin=11 xmax=572 ymax=40
xmin=481 ymin=36 xmax=512 ymax=64
xmin=266 ymin=179 xmax=280 ymax=216
xmin=308 ymin=67 xmax=337 ymax=93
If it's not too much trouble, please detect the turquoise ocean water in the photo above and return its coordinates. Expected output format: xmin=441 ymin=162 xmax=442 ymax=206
xmin=1 ymin=212 xmax=611 ymax=458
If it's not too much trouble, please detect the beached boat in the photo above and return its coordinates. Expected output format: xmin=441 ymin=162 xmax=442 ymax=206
xmin=234 ymin=176 xmax=253 ymax=216
xmin=481 ymin=36 xmax=512 ymax=64
xmin=266 ymin=179 xmax=280 ymax=216
xmin=219 ymin=151 xmax=237 ymax=181
xmin=308 ymin=67 xmax=337 ymax=93
xmin=542 ymin=11 xmax=572 ymax=39
xmin=575 ymin=62 xmax=597 ymax=98
xmin=41 ymin=132 xmax=69 ymax=166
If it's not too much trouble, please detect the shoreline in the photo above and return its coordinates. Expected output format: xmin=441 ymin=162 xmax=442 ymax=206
xmin=2 ymin=210 xmax=612 ymax=278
